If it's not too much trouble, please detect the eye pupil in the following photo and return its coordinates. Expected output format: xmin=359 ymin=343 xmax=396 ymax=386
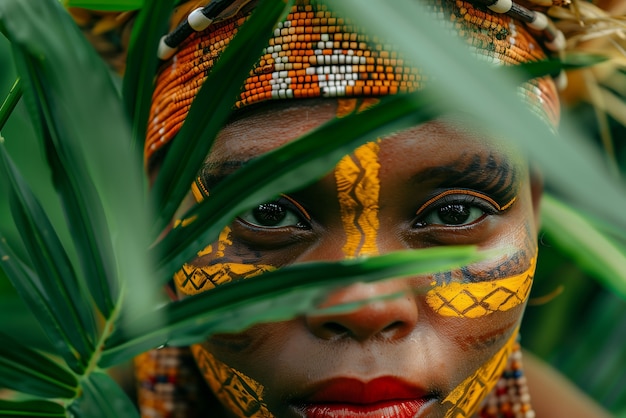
xmin=438 ymin=204 xmax=470 ymax=225
xmin=253 ymin=203 xmax=287 ymax=226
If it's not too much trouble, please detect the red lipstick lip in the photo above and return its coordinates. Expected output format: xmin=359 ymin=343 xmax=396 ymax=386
xmin=305 ymin=377 xmax=429 ymax=404
xmin=295 ymin=377 xmax=434 ymax=418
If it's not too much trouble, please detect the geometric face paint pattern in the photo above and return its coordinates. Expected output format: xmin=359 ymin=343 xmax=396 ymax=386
xmin=191 ymin=345 xmax=274 ymax=418
xmin=442 ymin=327 xmax=519 ymax=417
xmin=334 ymin=141 xmax=381 ymax=258
xmin=426 ymin=255 xmax=536 ymax=318
xmin=174 ymin=226 xmax=275 ymax=295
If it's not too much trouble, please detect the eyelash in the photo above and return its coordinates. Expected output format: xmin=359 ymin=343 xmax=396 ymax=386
xmin=237 ymin=195 xmax=312 ymax=230
xmin=415 ymin=189 xmax=516 ymax=217
xmin=413 ymin=189 xmax=513 ymax=228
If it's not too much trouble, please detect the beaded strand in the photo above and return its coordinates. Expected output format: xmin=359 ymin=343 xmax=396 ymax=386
xmin=480 ymin=342 xmax=536 ymax=418
xmin=472 ymin=0 xmax=568 ymax=88
xmin=158 ymin=0 xmax=236 ymax=60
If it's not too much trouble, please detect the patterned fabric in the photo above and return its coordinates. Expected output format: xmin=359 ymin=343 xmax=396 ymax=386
xmin=144 ymin=0 xmax=559 ymax=165
xmin=135 ymin=347 xmax=209 ymax=418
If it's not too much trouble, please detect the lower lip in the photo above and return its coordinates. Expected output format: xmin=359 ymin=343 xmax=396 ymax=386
xmin=298 ymin=399 xmax=431 ymax=418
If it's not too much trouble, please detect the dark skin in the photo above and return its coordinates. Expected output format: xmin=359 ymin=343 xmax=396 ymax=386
xmin=164 ymin=100 xmax=610 ymax=418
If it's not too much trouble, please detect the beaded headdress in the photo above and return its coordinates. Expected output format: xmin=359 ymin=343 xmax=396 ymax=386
xmin=144 ymin=0 xmax=570 ymax=166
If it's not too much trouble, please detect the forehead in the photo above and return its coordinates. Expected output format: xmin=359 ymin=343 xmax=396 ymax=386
xmin=208 ymin=100 xmax=523 ymax=173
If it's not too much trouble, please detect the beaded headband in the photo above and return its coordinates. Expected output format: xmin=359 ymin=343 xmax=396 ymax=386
xmin=145 ymin=0 xmax=565 ymax=165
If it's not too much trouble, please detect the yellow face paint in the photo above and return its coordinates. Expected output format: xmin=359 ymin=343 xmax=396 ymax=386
xmin=442 ymin=328 xmax=519 ymax=417
xmin=191 ymin=345 xmax=274 ymax=418
xmin=335 ymin=141 xmax=381 ymax=258
xmin=426 ymin=255 xmax=536 ymax=318
xmin=173 ymin=226 xmax=275 ymax=295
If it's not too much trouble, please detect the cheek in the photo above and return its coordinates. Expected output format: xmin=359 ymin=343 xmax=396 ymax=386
xmin=425 ymin=253 xmax=536 ymax=318
xmin=173 ymin=226 xmax=276 ymax=295
xmin=440 ymin=323 xmax=521 ymax=417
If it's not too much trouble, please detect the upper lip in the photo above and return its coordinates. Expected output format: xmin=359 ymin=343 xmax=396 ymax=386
xmin=303 ymin=376 xmax=430 ymax=404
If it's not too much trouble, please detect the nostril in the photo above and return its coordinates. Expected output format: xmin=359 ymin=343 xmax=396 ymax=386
xmin=322 ymin=322 xmax=350 ymax=336
xmin=382 ymin=321 xmax=406 ymax=335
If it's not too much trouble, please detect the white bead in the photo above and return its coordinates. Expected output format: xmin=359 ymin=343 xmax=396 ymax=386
xmin=528 ymin=12 xmax=548 ymax=31
xmin=546 ymin=30 xmax=566 ymax=51
xmin=157 ymin=36 xmax=177 ymax=60
xmin=286 ymin=89 xmax=294 ymax=98
xmin=321 ymin=33 xmax=330 ymax=41
xmin=555 ymin=71 xmax=568 ymax=90
xmin=488 ymin=0 xmax=512 ymax=13
xmin=188 ymin=8 xmax=213 ymax=31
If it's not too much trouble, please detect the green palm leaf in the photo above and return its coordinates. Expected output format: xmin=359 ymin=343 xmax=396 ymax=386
xmin=101 ymin=246 xmax=483 ymax=366
xmin=0 ymin=332 xmax=77 ymax=399
xmin=68 ymin=373 xmax=139 ymax=418
xmin=122 ymin=0 xmax=172 ymax=155
xmin=150 ymin=0 xmax=294 ymax=233
xmin=153 ymin=93 xmax=439 ymax=281
xmin=0 ymin=144 xmax=96 ymax=372
xmin=0 ymin=400 xmax=66 ymax=418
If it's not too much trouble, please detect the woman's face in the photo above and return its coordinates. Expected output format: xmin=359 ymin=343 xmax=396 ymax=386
xmin=173 ymin=100 xmax=542 ymax=418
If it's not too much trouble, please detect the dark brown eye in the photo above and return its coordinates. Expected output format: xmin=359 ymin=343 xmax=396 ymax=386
xmin=252 ymin=203 xmax=288 ymax=227
xmin=239 ymin=200 xmax=308 ymax=229
xmin=437 ymin=204 xmax=476 ymax=225
xmin=415 ymin=194 xmax=493 ymax=228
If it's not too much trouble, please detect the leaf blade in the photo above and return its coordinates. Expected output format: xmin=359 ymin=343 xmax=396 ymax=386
xmin=102 ymin=246 xmax=482 ymax=365
xmin=0 ymin=400 xmax=66 ymax=418
xmin=0 ymin=332 xmax=77 ymax=399
xmin=153 ymin=93 xmax=438 ymax=282
xmin=150 ymin=0 xmax=294 ymax=232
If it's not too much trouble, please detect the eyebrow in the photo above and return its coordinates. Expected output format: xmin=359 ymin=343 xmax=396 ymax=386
xmin=200 ymin=153 xmax=521 ymax=206
xmin=411 ymin=153 xmax=521 ymax=206
xmin=198 ymin=160 xmax=248 ymax=190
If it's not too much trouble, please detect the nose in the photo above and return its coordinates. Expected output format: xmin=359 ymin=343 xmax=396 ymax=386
xmin=304 ymin=278 xmax=418 ymax=341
